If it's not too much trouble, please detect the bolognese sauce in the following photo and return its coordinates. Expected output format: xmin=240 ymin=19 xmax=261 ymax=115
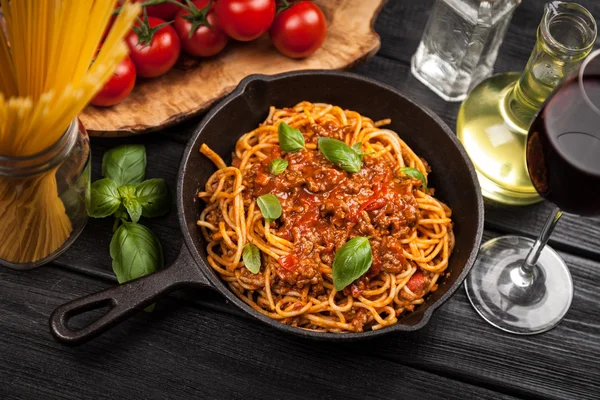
xmin=198 ymin=102 xmax=454 ymax=332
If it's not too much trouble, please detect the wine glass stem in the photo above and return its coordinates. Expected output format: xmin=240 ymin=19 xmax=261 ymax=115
xmin=521 ymin=207 xmax=563 ymax=276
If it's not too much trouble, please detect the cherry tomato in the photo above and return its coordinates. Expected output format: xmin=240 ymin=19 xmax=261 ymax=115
xmin=126 ymin=16 xmax=181 ymax=78
xmin=269 ymin=1 xmax=326 ymax=58
xmin=91 ymin=55 xmax=136 ymax=107
xmin=132 ymin=0 xmax=183 ymax=21
xmin=215 ymin=0 xmax=276 ymax=41
xmin=174 ymin=0 xmax=229 ymax=57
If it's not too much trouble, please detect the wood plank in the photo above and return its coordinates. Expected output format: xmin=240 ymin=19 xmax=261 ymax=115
xmin=44 ymin=229 xmax=600 ymax=399
xmin=0 ymin=266 xmax=518 ymax=400
xmin=31 ymin=1 xmax=600 ymax=399
xmin=346 ymin=230 xmax=600 ymax=400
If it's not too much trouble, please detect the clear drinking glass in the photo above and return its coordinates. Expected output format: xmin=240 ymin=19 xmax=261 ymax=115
xmin=465 ymin=49 xmax=600 ymax=334
xmin=0 ymin=120 xmax=91 ymax=270
xmin=411 ymin=0 xmax=521 ymax=102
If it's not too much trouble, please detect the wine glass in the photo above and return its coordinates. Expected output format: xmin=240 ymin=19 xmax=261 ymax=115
xmin=464 ymin=49 xmax=600 ymax=334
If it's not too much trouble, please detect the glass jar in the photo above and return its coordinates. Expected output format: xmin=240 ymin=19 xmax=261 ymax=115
xmin=0 ymin=119 xmax=91 ymax=270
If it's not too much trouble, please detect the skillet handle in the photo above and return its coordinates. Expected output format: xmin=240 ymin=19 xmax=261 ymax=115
xmin=50 ymin=246 xmax=210 ymax=345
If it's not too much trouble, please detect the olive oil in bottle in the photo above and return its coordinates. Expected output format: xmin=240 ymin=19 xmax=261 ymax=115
xmin=457 ymin=2 xmax=597 ymax=205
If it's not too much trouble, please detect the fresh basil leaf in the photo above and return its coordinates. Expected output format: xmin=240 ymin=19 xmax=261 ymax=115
xmin=399 ymin=167 xmax=428 ymax=193
xmin=278 ymin=122 xmax=305 ymax=153
xmin=332 ymin=237 xmax=373 ymax=291
xmin=135 ymin=178 xmax=170 ymax=218
xmin=109 ymin=221 xmax=163 ymax=284
xmin=351 ymin=142 xmax=372 ymax=159
xmin=268 ymin=158 xmax=288 ymax=176
xmin=318 ymin=137 xmax=363 ymax=173
xmin=118 ymin=185 xmax=142 ymax=223
xmin=102 ymin=144 xmax=146 ymax=186
xmin=88 ymin=178 xmax=121 ymax=218
xmin=257 ymin=194 xmax=282 ymax=222
xmin=243 ymin=243 xmax=261 ymax=274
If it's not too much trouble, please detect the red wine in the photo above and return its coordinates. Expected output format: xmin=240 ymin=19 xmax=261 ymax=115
xmin=527 ymin=75 xmax=600 ymax=216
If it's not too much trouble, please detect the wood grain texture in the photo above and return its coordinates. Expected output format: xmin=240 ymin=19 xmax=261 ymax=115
xmin=80 ymin=0 xmax=386 ymax=137
xmin=0 ymin=266 xmax=520 ymax=400
xmin=2 ymin=231 xmax=600 ymax=400
xmin=4 ymin=1 xmax=600 ymax=399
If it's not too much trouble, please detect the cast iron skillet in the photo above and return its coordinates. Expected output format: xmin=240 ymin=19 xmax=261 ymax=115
xmin=50 ymin=70 xmax=484 ymax=345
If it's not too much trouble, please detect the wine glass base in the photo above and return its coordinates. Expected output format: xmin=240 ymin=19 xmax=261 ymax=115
xmin=465 ymin=235 xmax=573 ymax=335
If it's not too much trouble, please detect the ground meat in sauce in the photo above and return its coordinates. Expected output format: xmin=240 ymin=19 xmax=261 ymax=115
xmin=243 ymin=122 xmax=422 ymax=295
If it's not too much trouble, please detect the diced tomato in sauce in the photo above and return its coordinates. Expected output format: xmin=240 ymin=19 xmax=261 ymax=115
xmin=353 ymin=170 xmax=392 ymax=221
xmin=349 ymin=283 xmax=364 ymax=298
xmin=406 ymin=270 xmax=425 ymax=293
xmin=278 ymin=254 xmax=299 ymax=271
xmin=255 ymin=171 xmax=271 ymax=186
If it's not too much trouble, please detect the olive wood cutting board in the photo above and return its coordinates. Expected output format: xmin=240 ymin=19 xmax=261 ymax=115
xmin=78 ymin=0 xmax=387 ymax=136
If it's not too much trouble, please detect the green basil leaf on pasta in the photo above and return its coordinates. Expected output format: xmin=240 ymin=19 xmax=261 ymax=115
xmin=351 ymin=142 xmax=363 ymax=153
xmin=110 ymin=221 xmax=163 ymax=284
xmin=399 ymin=167 xmax=428 ymax=193
xmin=135 ymin=178 xmax=171 ymax=218
xmin=318 ymin=137 xmax=362 ymax=173
xmin=278 ymin=122 xmax=305 ymax=153
xmin=332 ymin=237 xmax=373 ymax=291
xmin=243 ymin=243 xmax=261 ymax=274
xmin=88 ymin=178 xmax=122 ymax=218
xmin=118 ymin=185 xmax=142 ymax=223
xmin=268 ymin=158 xmax=288 ymax=176
xmin=257 ymin=194 xmax=282 ymax=222
xmin=102 ymin=144 xmax=146 ymax=186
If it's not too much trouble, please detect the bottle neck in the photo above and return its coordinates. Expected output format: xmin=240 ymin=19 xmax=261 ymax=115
xmin=504 ymin=39 xmax=555 ymax=132
xmin=504 ymin=2 xmax=597 ymax=133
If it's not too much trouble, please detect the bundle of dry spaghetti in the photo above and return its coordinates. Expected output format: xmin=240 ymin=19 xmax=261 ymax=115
xmin=0 ymin=0 xmax=140 ymax=264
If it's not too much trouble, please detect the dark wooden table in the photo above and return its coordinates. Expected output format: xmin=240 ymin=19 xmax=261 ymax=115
xmin=3 ymin=1 xmax=600 ymax=399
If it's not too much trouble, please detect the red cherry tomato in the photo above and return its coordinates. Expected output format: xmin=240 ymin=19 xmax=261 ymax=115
xmin=215 ymin=0 xmax=276 ymax=41
xmin=132 ymin=0 xmax=183 ymax=20
xmin=174 ymin=0 xmax=229 ymax=57
xmin=126 ymin=16 xmax=181 ymax=78
xmin=269 ymin=1 xmax=326 ymax=58
xmin=91 ymin=55 xmax=136 ymax=107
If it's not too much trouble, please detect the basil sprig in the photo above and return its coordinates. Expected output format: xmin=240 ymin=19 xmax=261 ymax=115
xmin=135 ymin=178 xmax=171 ymax=218
xmin=110 ymin=221 xmax=164 ymax=284
xmin=102 ymin=144 xmax=146 ymax=186
xmin=118 ymin=185 xmax=143 ymax=223
xmin=88 ymin=145 xmax=171 ymax=311
xmin=268 ymin=158 xmax=288 ymax=176
xmin=278 ymin=122 xmax=305 ymax=153
xmin=243 ymin=243 xmax=261 ymax=274
xmin=318 ymin=137 xmax=364 ymax=173
xmin=399 ymin=167 xmax=428 ymax=193
xmin=332 ymin=237 xmax=373 ymax=291
xmin=89 ymin=178 xmax=121 ymax=218
xmin=257 ymin=194 xmax=282 ymax=222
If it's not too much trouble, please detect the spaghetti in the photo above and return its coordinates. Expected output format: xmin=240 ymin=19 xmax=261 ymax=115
xmin=198 ymin=102 xmax=454 ymax=332
xmin=0 ymin=1 xmax=140 ymax=264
